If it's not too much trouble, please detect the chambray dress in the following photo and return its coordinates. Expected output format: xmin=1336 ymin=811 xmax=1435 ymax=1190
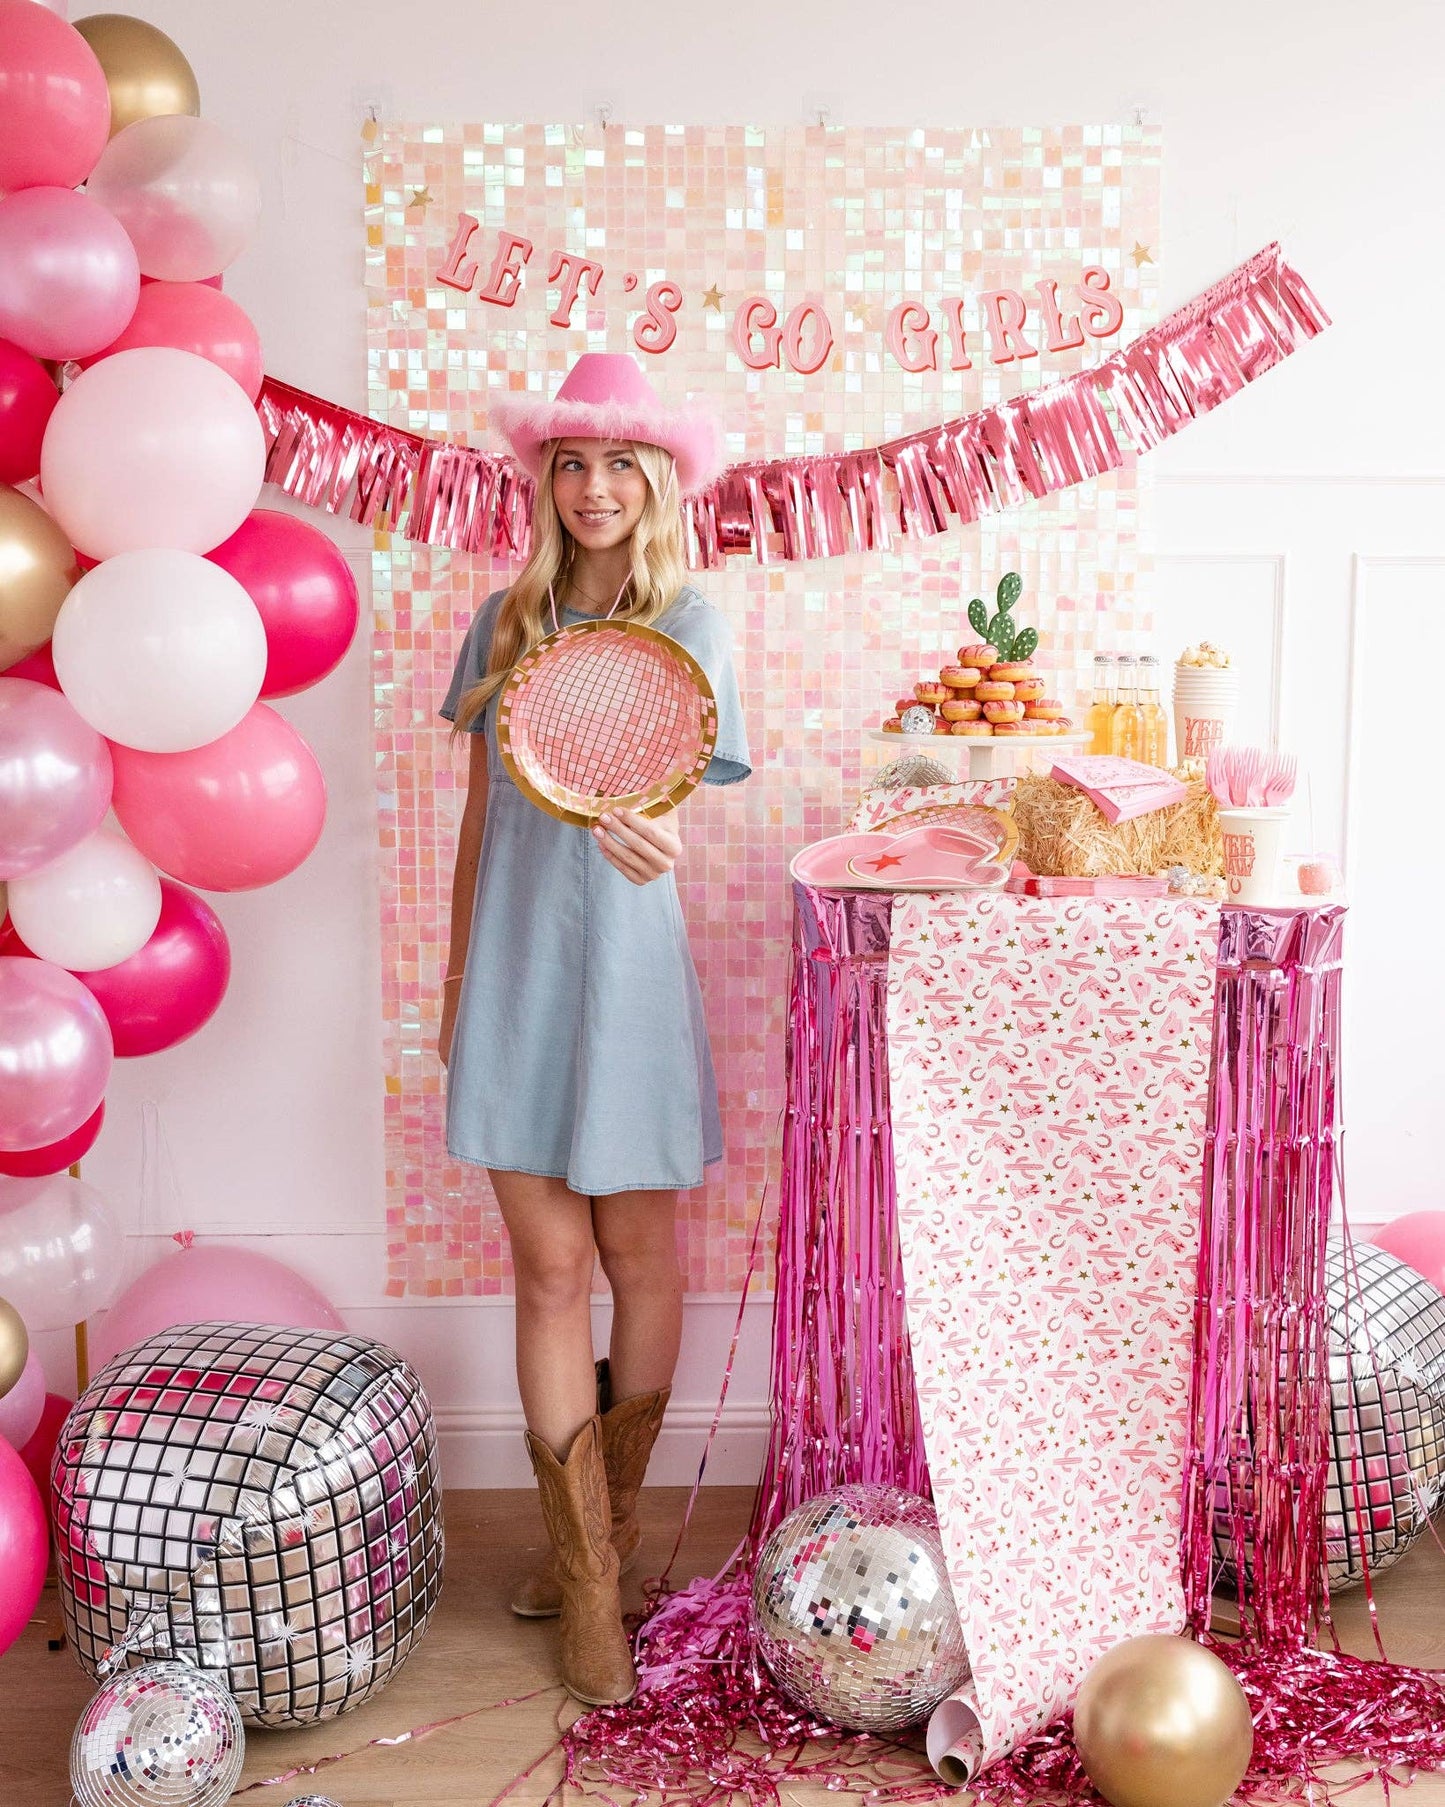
xmin=439 ymin=585 xmax=751 ymax=1195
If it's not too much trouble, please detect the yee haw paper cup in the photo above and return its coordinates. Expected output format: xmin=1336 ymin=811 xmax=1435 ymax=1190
xmin=1217 ymin=805 xmax=1291 ymax=905
xmin=1173 ymin=678 xmax=1239 ymax=762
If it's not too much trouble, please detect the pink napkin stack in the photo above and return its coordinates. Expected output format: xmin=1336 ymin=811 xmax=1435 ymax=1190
xmin=1049 ymin=754 xmax=1190 ymax=824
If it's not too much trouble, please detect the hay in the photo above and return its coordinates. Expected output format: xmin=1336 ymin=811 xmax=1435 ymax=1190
xmin=1010 ymin=771 xmax=1223 ymax=878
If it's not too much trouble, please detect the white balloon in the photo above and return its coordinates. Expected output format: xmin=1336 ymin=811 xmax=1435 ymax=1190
xmin=53 ymin=550 xmax=268 ymax=752
xmin=0 ymin=1174 xmax=125 ymax=1329
xmin=8 ymin=828 xmax=161 ymax=971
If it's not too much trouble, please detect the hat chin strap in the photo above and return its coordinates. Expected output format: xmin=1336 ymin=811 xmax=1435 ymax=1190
xmin=548 ymin=575 xmax=631 ymax=637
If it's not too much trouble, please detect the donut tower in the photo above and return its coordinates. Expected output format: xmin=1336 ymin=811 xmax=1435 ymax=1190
xmin=881 ymin=572 xmax=1074 ymax=739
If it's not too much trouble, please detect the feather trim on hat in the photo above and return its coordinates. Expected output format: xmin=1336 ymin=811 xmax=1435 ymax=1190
xmin=492 ymin=394 xmax=726 ymax=495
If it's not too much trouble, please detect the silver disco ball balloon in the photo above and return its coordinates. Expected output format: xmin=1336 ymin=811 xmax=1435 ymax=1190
xmin=53 ymin=1321 xmax=445 ymax=1727
xmin=70 ymin=1660 xmax=244 ymax=1807
xmin=1323 ymin=1237 xmax=1445 ymax=1588
xmin=750 ymin=1483 xmax=969 ymax=1733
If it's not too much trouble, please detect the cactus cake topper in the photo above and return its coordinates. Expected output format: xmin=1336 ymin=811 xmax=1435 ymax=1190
xmin=968 ymin=571 xmax=1038 ymax=663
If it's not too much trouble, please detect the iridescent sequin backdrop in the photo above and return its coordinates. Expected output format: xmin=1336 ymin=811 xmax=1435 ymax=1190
xmin=365 ymin=123 xmax=1162 ymax=1295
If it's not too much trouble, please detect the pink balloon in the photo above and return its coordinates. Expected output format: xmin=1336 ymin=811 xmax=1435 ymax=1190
xmin=78 ymin=280 xmax=263 ymax=399
xmin=85 ymin=114 xmax=261 ymax=282
xmin=0 ymin=339 xmax=57 ymax=485
xmin=0 ymin=677 xmax=112 ymax=878
xmin=18 ymin=1388 xmax=70 ymax=1504
xmin=207 ymin=511 xmax=360 ymax=697
xmin=0 ymin=1433 xmax=46 ymax=1656
xmin=39 ymin=346 xmax=264 ymax=559
xmin=110 ymin=703 xmax=326 ymax=891
xmin=91 ymin=1246 xmax=344 ymax=1370
xmin=1370 ymin=1213 xmax=1445 ymax=1295
xmin=0 ymin=187 xmax=139 ymax=362
xmin=0 ymin=1346 xmax=43 ymax=1450
xmin=144 ymin=272 xmax=222 ymax=290
xmin=0 ymin=1099 xmax=102 ymax=1175
xmin=0 ymin=0 xmax=109 ymax=193
xmin=0 ymin=957 xmax=111 ymax=1149
xmin=73 ymin=879 xmax=229 ymax=1056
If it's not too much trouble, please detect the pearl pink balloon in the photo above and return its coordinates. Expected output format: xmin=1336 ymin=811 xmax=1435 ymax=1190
xmin=91 ymin=1245 xmax=344 ymax=1370
xmin=39 ymin=346 xmax=264 ymax=558
xmin=0 ymin=957 xmax=111 ymax=1149
xmin=0 ymin=1434 xmax=46 ymax=1657
xmin=0 ymin=186 xmax=139 ymax=361
xmin=0 ymin=0 xmax=109 ymax=193
xmin=84 ymin=113 xmax=261 ymax=281
xmin=7 ymin=826 xmax=161 ymax=970
xmin=0 ymin=339 xmax=57 ymax=485
xmin=0 ymin=1099 xmax=102 ymax=1175
xmin=0 ymin=1172 xmax=122 ymax=1325
xmin=53 ymin=549 xmax=267 ymax=751
xmin=1371 ymin=1213 xmax=1445 ymax=1295
xmin=0 ymin=1345 xmax=43 ymax=1449
xmin=0 ymin=677 xmax=112 ymax=879
xmin=72 ymin=879 xmax=228 ymax=1056
xmin=110 ymin=703 xmax=326 ymax=892
xmin=207 ymin=511 xmax=361 ymax=697
xmin=78 ymin=279 xmax=263 ymax=398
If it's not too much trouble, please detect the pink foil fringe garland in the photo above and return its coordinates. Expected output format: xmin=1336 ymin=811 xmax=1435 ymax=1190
xmin=561 ymin=893 xmax=1445 ymax=1806
xmin=259 ymin=241 xmax=1327 ymax=565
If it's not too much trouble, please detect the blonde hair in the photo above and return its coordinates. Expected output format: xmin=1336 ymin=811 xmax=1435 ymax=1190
xmin=453 ymin=439 xmax=689 ymax=731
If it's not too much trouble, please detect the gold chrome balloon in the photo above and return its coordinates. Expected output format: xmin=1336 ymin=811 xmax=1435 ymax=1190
xmin=0 ymin=485 xmax=79 ymax=672
xmin=0 ymin=1296 xmax=29 ymax=1401
xmin=1073 ymin=1634 xmax=1254 ymax=1807
xmin=73 ymin=15 xmax=200 ymax=137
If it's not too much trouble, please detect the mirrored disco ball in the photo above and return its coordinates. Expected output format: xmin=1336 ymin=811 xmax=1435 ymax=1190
xmin=1323 ymin=1237 xmax=1445 ymax=1588
xmin=1212 ymin=1237 xmax=1445 ymax=1595
xmin=750 ymin=1483 xmax=970 ymax=1733
xmin=284 ymin=1798 xmax=343 ymax=1806
xmin=876 ymin=753 xmax=952 ymax=791
xmin=53 ymin=1322 xmax=445 ymax=1726
xmin=70 ymin=1660 xmax=243 ymax=1807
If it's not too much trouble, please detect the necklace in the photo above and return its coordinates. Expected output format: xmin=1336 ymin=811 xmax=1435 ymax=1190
xmin=567 ymin=575 xmax=627 ymax=609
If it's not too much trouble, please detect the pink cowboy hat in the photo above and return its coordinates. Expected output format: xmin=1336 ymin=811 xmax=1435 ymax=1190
xmin=493 ymin=352 xmax=726 ymax=495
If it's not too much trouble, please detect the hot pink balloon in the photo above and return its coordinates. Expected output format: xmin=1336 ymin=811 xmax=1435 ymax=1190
xmin=73 ymin=879 xmax=228 ymax=1056
xmin=1371 ymin=1213 xmax=1445 ymax=1295
xmin=84 ymin=114 xmax=261 ymax=282
xmin=0 ymin=677 xmax=112 ymax=878
xmin=18 ymin=1388 xmax=69 ymax=1504
xmin=3 ymin=641 xmax=57 ymax=688
xmin=0 ymin=1434 xmax=46 ymax=1656
xmin=39 ymin=346 xmax=264 ymax=559
xmin=0 ymin=1345 xmax=43 ymax=1449
xmin=90 ymin=1245 xmax=344 ymax=1370
xmin=0 ymin=0 xmax=110 ymax=193
xmin=0 ymin=957 xmax=111 ymax=1151
xmin=0 ymin=1098 xmax=102 ymax=1175
xmin=0 ymin=339 xmax=57 ymax=485
xmin=110 ymin=703 xmax=326 ymax=891
xmin=207 ymin=511 xmax=360 ymax=697
xmin=0 ymin=187 xmax=139 ymax=362
xmin=78 ymin=280 xmax=263 ymax=399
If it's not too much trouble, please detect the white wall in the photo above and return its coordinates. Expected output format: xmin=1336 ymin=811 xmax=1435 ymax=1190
xmin=44 ymin=0 xmax=1445 ymax=1484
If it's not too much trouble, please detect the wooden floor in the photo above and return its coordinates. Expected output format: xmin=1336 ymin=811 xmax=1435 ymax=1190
xmin=3 ymin=1487 xmax=1443 ymax=1806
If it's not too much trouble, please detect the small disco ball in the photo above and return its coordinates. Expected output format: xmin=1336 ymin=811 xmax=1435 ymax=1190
xmin=70 ymin=1660 xmax=244 ymax=1807
xmin=1213 ymin=1237 xmax=1445 ymax=1595
xmin=285 ymin=1798 xmax=343 ymax=1806
xmin=898 ymin=705 xmax=935 ymax=736
xmin=750 ymin=1483 xmax=970 ymax=1733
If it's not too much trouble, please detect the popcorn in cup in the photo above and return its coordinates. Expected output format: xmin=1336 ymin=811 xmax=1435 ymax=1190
xmin=1217 ymin=806 xmax=1290 ymax=906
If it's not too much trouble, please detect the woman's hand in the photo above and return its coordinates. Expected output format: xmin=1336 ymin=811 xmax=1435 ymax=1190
xmin=592 ymin=806 xmax=682 ymax=886
xmin=438 ymin=984 xmax=460 ymax=1066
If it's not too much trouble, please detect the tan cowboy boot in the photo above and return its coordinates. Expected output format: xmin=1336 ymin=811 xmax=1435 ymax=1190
xmin=524 ymin=1416 xmax=637 ymax=1705
xmin=511 ymin=1362 xmax=671 ymax=1619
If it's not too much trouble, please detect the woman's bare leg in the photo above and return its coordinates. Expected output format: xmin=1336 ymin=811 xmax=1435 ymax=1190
xmin=592 ymin=1190 xmax=683 ymax=1401
xmin=491 ymin=1170 xmax=598 ymax=1456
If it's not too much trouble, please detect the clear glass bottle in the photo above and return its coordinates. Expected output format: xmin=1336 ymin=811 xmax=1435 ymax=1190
xmin=1110 ymin=655 xmax=1142 ymax=761
xmin=1137 ymin=655 xmax=1169 ymax=766
xmin=1085 ymin=653 xmax=1116 ymax=755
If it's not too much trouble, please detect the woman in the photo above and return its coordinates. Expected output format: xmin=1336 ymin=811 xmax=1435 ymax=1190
xmin=438 ymin=353 xmax=749 ymax=1705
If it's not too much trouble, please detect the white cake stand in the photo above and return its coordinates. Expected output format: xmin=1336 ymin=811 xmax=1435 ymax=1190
xmin=866 ymin=727 xmax=1093 ymax=781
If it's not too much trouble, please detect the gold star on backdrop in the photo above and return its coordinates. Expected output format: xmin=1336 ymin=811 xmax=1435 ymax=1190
xmin=850 ymin=302 xmax=879 ymax=332
xmin=408 ymin=187 xmax=433 ymax=210
xmin=701 ymin=283 xmax=724 ymax=311
xmin=1131 ymin=242 xmax=1153 ymax=267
